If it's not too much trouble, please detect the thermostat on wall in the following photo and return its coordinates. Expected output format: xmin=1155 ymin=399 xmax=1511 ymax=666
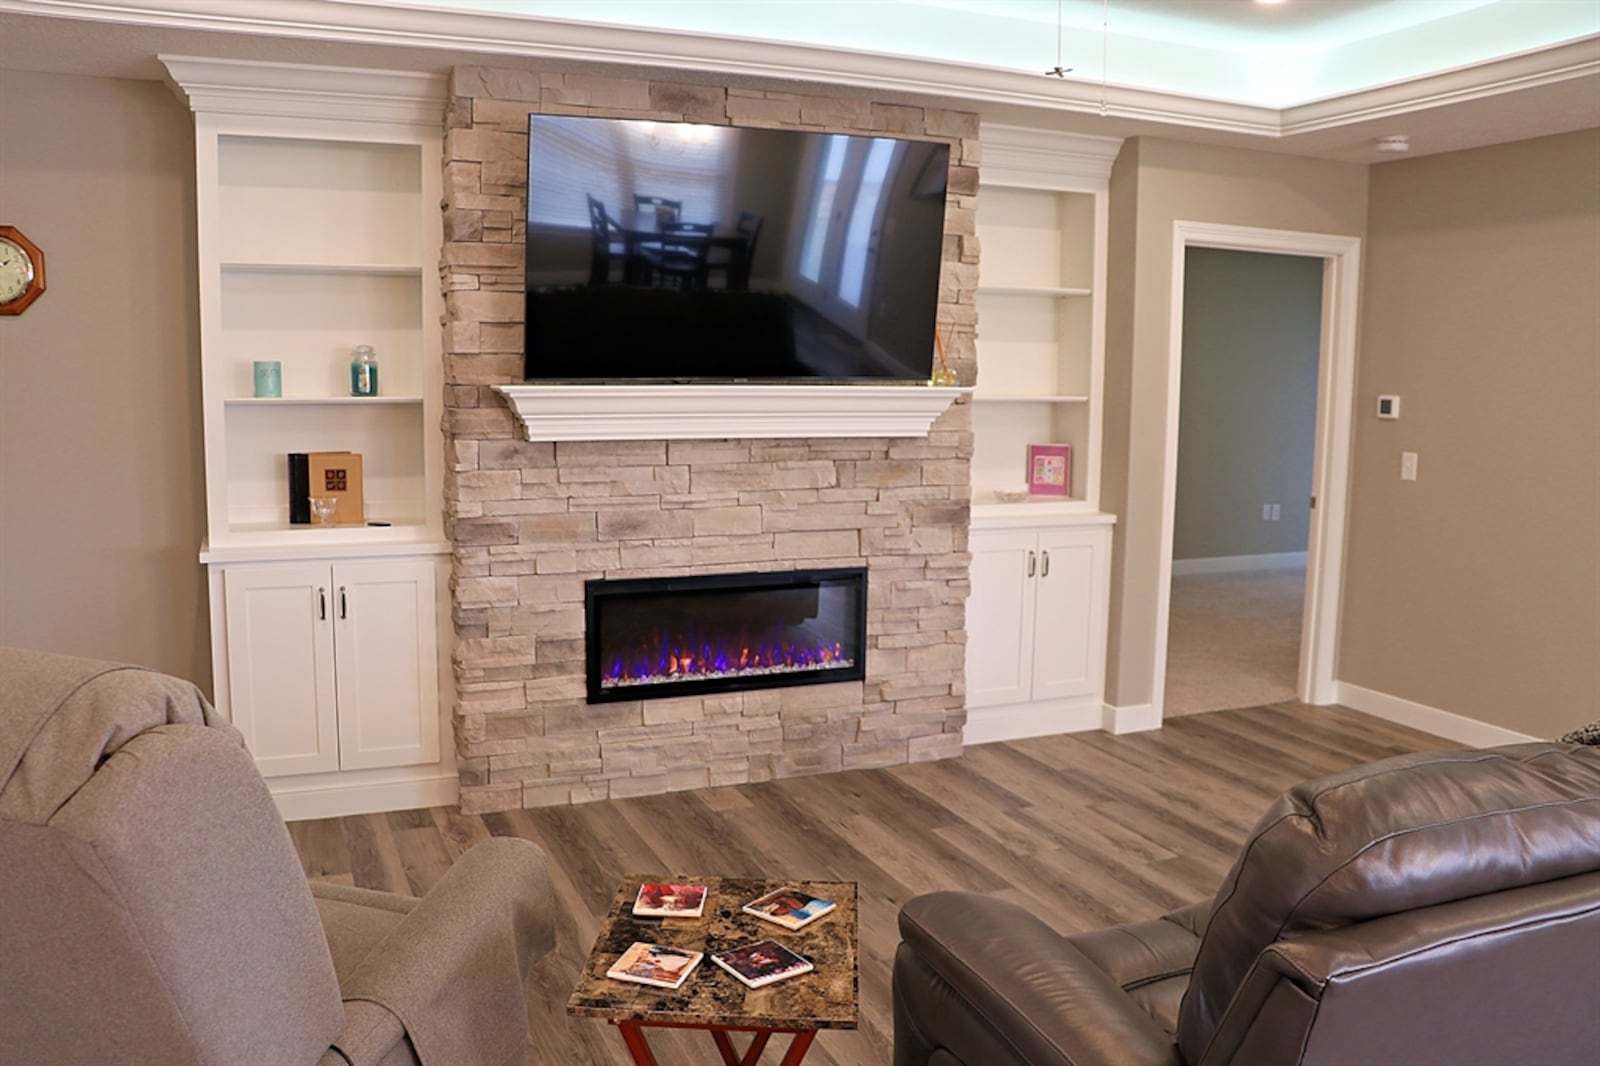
xmin=1377 ymin=395 xmax=1401 ymax=419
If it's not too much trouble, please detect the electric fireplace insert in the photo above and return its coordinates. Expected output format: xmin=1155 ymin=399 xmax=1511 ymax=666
xmin=584 ymin=567 xmax=868 ymax=704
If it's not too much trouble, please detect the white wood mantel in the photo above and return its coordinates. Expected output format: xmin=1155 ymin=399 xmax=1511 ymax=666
xmin=492 ymin=383 xmax=971 ymax=442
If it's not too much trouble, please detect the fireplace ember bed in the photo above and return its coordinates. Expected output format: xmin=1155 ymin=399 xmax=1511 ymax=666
xmin=584 ymin=568 xmax=868 ymax=704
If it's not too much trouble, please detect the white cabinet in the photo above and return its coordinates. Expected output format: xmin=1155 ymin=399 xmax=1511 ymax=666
xmin=965 ymin=519 xmax=1113 ymax=743
xmin=972 ymin=125 xmax=1120 ymax=519
xmin=223 ymin=560 xmax=441 ymax=778
xmin=164 ymin=57 xmax=456 ymax=819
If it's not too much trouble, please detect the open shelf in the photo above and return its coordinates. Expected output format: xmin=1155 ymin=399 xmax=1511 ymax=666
xmin=977 ymin=285 xmax=1092 ymax=298
xmin=192 ymin=118 xmax=444 ymax=557
xmin=221 ymin=260 xmax=423 ymax=276
xmin=972 ymin=394 xmax=1089 ymax=404
xmin=973 ymin=160 xmax=1107 ymax=516
xmin=225 ymin=396 xmax=424 ymax=407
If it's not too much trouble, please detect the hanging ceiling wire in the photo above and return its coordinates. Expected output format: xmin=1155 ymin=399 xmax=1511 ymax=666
xmin=1045 ymin=0 xmax=1072 ymax=77
xmin=1100 ymin=0 xmax=1110 ymax=115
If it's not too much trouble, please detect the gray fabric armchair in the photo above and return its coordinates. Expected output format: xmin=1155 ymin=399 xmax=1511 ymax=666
xmin=894 ymin=742 xmax=1600 ymax=1066
xmin=0 ymin=648 xmax=555 ymax=1066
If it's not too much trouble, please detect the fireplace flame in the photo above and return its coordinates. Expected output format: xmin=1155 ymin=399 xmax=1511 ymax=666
xmin=605 ymin=635 xmax=851 ymax=691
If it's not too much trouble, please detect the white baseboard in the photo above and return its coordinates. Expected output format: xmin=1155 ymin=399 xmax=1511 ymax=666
xmin=1335 ymin=682 xmax=1539 ymax=749
xmin=1102 ymin=702 xmax=1162 ymax=734
xmin=964 ymin=698 xmax=1103 ymax=745
xmin=273 ymin=773 xmax=460 ymax=822
xmin=1171 ymin=551 xmax=1307 ymax=576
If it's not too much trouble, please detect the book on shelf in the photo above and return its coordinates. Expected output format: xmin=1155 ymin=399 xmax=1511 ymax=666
xmin=289 ymin=451 xmax=365 ymax=526
xmin=742 ymin=886 xmax=837 ymax=931
xmin=632 ymin=882 xmax=708 ymax=919
xmin=287 ymin=453 xmax=311 ymax=524
xmin=605 ymin=942 xmax=703 ymax=990
xmin=710 ymin=940 xmax=814 ymax=989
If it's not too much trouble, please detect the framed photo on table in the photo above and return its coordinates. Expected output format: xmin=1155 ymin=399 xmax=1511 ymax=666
xmin=1027 ymin=443 xmax=1071 ymax=496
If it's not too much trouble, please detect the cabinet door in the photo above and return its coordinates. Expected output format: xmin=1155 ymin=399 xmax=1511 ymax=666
xmin=332 ymin=559 xmax=440 ymax=771
xmin=966 ymin=529 xmax=1041 ymax=709
xmin=223 ymin=564 xmax=339 ymax=777
xmin=1030 ymin=527 xmax=1110 ymax=703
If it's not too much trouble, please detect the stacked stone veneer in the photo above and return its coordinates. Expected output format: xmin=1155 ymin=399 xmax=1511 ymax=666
xmin=441 ymin=65 xmax=981 ymax=813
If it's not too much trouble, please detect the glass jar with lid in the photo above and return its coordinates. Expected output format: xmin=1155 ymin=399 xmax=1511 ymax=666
xmin=350 ymin=345 xmax=379 ymax=397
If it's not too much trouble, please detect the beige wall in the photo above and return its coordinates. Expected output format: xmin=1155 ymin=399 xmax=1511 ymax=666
xmin=1102 ymin=138 xmax=1368 ymax=709
xmin=1174 ymin=247 xmax=1321 ymax=561
xmin=1340 ymin=129 xmax=1600 ymax=736
xmin=0 ymin=70 xmax=209 ymax=688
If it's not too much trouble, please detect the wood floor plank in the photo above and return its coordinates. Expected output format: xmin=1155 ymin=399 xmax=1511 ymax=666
xmin=340 ymin=812 xmax=410 ymax=892
xmin=290 ymin=703 xmax=1447 ymax=1065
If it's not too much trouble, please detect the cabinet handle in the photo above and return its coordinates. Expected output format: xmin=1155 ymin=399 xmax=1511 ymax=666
xmin=1027 ymin=550 xmax=1037 ymax=577
xmin=339 ymin=586 xmax=348 ymax=620
xmin=1041 ymin=550 xmax=1050 ymax=577
xmin=318 ymin=587 xmax=327 ymax=621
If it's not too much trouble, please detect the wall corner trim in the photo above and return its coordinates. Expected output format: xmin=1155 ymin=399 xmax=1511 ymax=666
xmin=1102 ymin=702 xmax=1161 ymax=734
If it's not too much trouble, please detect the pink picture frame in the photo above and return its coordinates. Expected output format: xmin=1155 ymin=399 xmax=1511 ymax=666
xmin=1027 ymin=443 xmax=1072 ymax=496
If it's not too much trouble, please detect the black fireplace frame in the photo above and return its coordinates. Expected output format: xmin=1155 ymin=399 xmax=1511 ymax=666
xmin=584 ymin=567 xmax=868 ymax=704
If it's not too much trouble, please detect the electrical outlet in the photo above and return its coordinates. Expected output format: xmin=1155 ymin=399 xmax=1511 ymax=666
xmin=1269 ymin=503 xmax=1281 ymax=521
xmin=1262 ymin=504 xmax=1272 ymax=521
xmin=1401 ymin=452 xmax=1418 ymax=481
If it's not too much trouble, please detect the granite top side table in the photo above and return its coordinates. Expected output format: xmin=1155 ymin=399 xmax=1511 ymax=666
xmin=568 ymin=874 xmax=859 ymax=1066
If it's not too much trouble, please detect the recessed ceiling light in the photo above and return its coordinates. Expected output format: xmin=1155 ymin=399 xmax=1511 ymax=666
xmin=1376 ymin=135 xmax=1412 ymax=153
xmin=1255 ymin=0 xmax=1289 ymax=6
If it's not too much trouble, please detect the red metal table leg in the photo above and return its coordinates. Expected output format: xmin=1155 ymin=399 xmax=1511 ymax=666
xmin=613 ymin=1018 xmax=820 ymax=1066
xmin=710 ymin=1027 xmax=774 ymax=1065
xmin=614 ymin=1020 xmax=661 ymax=1066
xmin=777 ymin=1029 xmax=818 ymax=1066
xmin=709 ymin=1028 xmax=743 ymax=1066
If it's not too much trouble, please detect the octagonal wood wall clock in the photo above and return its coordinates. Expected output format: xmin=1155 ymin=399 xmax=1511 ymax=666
xmin=0 ymin=226 xmax=46 ymax=315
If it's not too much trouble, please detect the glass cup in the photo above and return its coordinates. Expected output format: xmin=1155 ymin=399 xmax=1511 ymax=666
xmin=308 ymin=495 xmax=338 ymax=527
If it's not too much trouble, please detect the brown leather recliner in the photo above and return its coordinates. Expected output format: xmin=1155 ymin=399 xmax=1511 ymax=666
xmin=893 ymin=743 xmax=1600 ymax=1066
xmin=0 ymin=648 xmax=556 ymax=1066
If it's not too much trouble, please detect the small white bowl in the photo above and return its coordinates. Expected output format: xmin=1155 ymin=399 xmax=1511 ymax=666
xmin=993 ymin=487 xmax=1030 ymax=503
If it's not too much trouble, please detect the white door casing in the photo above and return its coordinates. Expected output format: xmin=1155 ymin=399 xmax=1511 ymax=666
xmin=1157 ymin=222 xmax=1362 ymax=716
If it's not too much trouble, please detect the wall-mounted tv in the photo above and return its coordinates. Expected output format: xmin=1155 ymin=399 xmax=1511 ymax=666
xmin=523 ymin=114 xmax=950 ymax=382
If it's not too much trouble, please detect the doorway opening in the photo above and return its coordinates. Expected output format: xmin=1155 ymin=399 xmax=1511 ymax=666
xmin=1154 ymin=223 xmax=1362 ymax=719
xmin=1165 ymin=247 xmax=1322 ymax=714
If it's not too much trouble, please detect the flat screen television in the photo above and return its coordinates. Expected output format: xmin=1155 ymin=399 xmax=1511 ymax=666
xmin=523 ymin=114 xmax=950 ymax=382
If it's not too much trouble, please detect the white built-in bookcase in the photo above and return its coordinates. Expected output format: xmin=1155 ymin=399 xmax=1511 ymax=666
xmin=163 ymin=57 xmax=456 ymax=820
xmin=166 ymin=59 xmax=447 ymax=557
xmin=964 ymin=125 xmax=1123 ymax=746
xmin=971 ymin=125 xmax=1120 ymax=519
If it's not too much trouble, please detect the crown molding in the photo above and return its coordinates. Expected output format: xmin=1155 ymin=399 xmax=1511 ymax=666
xmin=159 ymin=53 xmax=446 ymax=122
xmin=977 ymin=124 xmax=1124 ymax=189
xmin=1281 ymin=34 xmax=1600 ymax=135
xmin=7 ymin=0 xmax=1595 ymax=142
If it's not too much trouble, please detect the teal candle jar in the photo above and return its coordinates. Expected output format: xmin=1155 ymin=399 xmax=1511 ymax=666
xmin=350 ymin=345 xmax=379 ymax=397
xmin=253 ymin=360 xmax=282 ymax=398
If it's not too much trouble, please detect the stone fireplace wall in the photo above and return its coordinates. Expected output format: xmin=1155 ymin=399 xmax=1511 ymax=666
xmin=441 ymin=65 xmax=980 ymax=813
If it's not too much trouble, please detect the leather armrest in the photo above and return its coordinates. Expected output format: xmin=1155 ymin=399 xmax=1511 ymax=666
xmin=1195 ymin=872 xmax=1600 ymax=1066
xmin=896 ymin=892 xmax=1182 ymax=1066
xmin=331 ymin=837 xmax=555 ymax=1066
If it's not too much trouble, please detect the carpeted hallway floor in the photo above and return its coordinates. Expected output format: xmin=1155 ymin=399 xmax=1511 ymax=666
xmin=1165 ymin=565 xmax=1305 ymax=716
